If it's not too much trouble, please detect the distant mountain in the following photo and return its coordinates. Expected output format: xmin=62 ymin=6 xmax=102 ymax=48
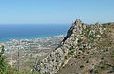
xmin=34 ymin=19 xmax=114 ymax=74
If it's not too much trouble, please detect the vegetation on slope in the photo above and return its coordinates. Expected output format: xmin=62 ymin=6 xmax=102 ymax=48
xmin=57 ymin=23 xmax=114 ymax=74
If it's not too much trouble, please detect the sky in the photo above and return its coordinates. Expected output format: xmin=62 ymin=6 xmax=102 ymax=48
xmin=0 ymin=0 xmax=114 ymax=24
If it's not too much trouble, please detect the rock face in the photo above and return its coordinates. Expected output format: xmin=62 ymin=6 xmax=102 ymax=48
xmin=57 ymin=23 xmax=114 ymax=74
xmin=34 ymin=19 xmax=111 ymax=74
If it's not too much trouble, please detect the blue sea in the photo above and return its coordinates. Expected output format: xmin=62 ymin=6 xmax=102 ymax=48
xmin=0 ymin=24 xmax=70 ymax=42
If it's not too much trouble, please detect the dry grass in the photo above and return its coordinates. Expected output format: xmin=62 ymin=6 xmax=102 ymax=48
xmin=57 ymin=24 xmax=114 ymax=74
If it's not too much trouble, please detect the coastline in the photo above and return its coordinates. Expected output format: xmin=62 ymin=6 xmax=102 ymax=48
xmin=0 ymin=34 xmax=66 ymax=42
xmin=0 ymin=24 xmax=70 ymax=42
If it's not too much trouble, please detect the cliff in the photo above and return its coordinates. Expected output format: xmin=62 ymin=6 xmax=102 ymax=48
xmin=34 ymin=19 xmax=114 ymax=74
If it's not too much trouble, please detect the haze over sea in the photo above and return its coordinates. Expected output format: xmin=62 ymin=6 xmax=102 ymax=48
xmin=0 ymin=24 xmax=70 ymax=42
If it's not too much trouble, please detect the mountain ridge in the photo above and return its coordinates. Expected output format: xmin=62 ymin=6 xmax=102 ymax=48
xmin=34 ymin=19 xmax=114 ymax=74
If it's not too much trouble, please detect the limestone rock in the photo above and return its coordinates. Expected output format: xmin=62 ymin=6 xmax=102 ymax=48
xmin=34 ymin=19 xmax=106 ymax=74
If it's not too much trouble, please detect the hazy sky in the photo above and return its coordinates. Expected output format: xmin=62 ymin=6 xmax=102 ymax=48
xmin=0 ymin=0 xmax=114 ymax=24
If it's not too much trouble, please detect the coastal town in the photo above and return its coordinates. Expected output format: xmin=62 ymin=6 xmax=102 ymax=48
xmin=2 ymin=36 xmax=63 ymax=72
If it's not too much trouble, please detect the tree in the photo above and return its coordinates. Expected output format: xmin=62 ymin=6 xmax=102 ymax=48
xmin=0 ymin=45 xmax=7 ymax=74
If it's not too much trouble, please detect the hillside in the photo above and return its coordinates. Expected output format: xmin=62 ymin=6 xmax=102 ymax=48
xmin=34 ymin=19 xmax=114 ymax=74
xmin=57 ymin=23 xmax=114 ymax=74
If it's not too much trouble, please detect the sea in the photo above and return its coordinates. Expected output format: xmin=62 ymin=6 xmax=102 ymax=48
xmin=0 ymin=24 xmax=70 ymax=42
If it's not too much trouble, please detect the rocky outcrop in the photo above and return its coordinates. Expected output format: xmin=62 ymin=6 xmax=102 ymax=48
xmin=34 ymin=19 xmax=106 ymax=74
xmin=57 ymin=23 xmax=114 ymax=74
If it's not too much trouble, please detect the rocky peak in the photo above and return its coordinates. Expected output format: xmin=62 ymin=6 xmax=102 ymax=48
xmin=74 ymin=19 xmax=82 ymax=29
xmin=63 ymin=19 xmax=85 ymax=42
xmin=34 ymin=19 xmax=106 ymax=74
